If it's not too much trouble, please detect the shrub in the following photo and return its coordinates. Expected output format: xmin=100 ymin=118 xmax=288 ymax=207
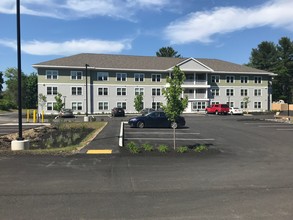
xmin=142 ymin=143 xmax=154 ymax=152
xmin=157 ymin=144 xmax=169 ymax=153
xmin=176 ymin=146 xmax=188 ymax=153
xmin=194 ymin=145 xmax=208 ymax=153
xmin=126 ymin=141 xmax=140 ymax=154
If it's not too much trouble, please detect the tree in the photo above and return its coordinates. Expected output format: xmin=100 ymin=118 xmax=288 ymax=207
xmin=156 ymin=47 xmax=181 ymax=58
xmin=54 ymin=93 xmax=64 ymax=112
xmin=248 ymin=37 xmax=293 ymax=102
xmin=23 ymin=73 xmax=38 ymax=109
xmin=162 ymin=66 xmax=188 ymax=122
xmin=134 ymin=94 xmax=143 ymax=112
xmin=38 ymin=93 xmax=47 ymax=111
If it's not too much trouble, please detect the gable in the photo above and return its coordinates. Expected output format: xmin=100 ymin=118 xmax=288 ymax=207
xmin=175 ymin=58 xmax=213 ymax=72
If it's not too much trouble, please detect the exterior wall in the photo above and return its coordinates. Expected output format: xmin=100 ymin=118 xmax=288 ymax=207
xmin=37 ymin=67 xmax=273 ymax=115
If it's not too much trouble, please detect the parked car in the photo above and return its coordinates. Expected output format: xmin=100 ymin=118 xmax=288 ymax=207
xmin=229 ymin=107 xmax=243 ymax=115
xmin=128 ymin=111 xmax=185 ymax=128
xmin=140 ymin=108 xmax=155 ymax=115
xmin=111 ymin=107 xmax=125 ymax=117
xmin=59 ymin=108 xmax=74 ymax=118
xmin=205 ymin=104 xmax=230 ymax=115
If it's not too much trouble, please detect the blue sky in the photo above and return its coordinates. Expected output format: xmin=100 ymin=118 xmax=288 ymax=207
xmin=1 ymin=0 xmax=293 ymax=74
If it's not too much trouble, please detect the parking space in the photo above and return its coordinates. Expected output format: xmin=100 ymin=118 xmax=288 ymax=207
xmin=241 ymin=120 xmax=293 ymax=131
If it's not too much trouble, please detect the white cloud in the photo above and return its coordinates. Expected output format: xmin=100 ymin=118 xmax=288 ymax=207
xmin=0 ymin=38 xmax=132 ymax=55
xmin=0 ymin=0 xmax=173 ymax=20
xmin=164 ymin=0 xmax=293 ymax=44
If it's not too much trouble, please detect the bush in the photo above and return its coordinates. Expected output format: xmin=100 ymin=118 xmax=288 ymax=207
xmin=0 ymin=99 xmax=16 ymax=110
xmin=176 ymin=146 xmax=188 ymax=153
xmin=157 ymin=144 xmax=169 ymax=153
xmin=141 ymin=143 xmax=154 ymax=152
xmin=194 ymin=145 xmax=208 ymax=153
xmin=126 ymin=141 xmax=140 ymax=154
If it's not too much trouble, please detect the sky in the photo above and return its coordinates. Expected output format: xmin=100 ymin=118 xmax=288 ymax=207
xmin=1 ymin=0 xmax=293 ymax=75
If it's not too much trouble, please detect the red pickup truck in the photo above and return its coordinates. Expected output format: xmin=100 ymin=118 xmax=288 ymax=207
xmin=205 ymin=104 xmax=230 ymax=115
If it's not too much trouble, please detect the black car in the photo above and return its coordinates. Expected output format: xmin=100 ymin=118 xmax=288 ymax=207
xmin=59 ymin=108 xmax=74 ymax=118
xmin=128 ymin=111 xmax=185 ymax=128
xmin=111 ymin=107 xmax=125 ymax=117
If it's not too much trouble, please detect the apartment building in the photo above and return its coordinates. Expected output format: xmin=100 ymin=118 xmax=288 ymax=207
xmin=33 ymin=53 xmax=275 ymax=114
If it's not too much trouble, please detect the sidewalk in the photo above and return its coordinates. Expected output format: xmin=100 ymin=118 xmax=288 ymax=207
xmin=78 ymin=118 xmax=123 ymax=154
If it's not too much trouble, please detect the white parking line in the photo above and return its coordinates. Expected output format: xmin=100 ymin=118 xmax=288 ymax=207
xmin=128 ymin=132 xmax=200 ymax=135
xmin=276 ymin=129 xmax=293 ymax=131
xmin=258 ymin=125 xmax=293 ymax=128
xmin=127 ymin=138 xmax=215 ymax=141
xmin=244 ymin=122 xmax=286 ymax=125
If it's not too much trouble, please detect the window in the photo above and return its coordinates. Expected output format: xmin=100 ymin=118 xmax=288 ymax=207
xmin=226 ymin=89 xmax=234 ymax=96
xmin=211 ymin=89 xmax=219 ymax=96
xmin=47 ymin=86 xmax=57 ymax=95
xmin=152 ymin=74 xmax=161 ymax=82
xmin=117 ymin=88 xmax=126 ymax=96
xmin=241 ymin=89 xmax=248 ymax=96
xmin=116 ymin=73 xmax=127 ymax=81
xmin=211 ymin=75 xmax=220 ymax=83
xmin=46 ymin=102 xmax=56 ymax=111
xmin=98 ymin=88 xmax=108 ymax=96
xmin=254 ymin=102 xmax=262 ymax=109
xmin=71 ymin=71 xmax=83 ymax=80
xmin=72 ymin=102 xmax=82 ymax=111
xmin=117 ymin=102 xmax=127 ymax=109
xmin=71 ymin=87 xmax=82 ymax=95
xmin=192 ymin=102 xmax=206 ymax=110
xmin=241 ymin=102 xmax=248 ymax=109
xmin=212 ymin=101 xmax=220 ymax=105
xmin=134 ymin=73 xmax=144 ymax=82
xmin=254 ymin=76 xmax=262 ymax=84
xmin=46 ymin=70 xmax=58 ymax=79
xmin=98 ymin=102 xmax=109 ymax=110
xmin=227 ymin=102 xmax=234 ymax=107
xmin=226 ymin=75 xmax=235 ymax=83
xmin=135 ymin=88 xmax=144 ymax=95
xmin=152 ymin=88 xmax=161 ymax=96
xmin=240 ymin=76 xmax=248 ymax=83
xmin=97 ymin=72 xmax=108 ymax=81
xmin=152 ymin=102 xmax=161 ymax=110
xmin=254 ymin=89 xmax=261 ymax=96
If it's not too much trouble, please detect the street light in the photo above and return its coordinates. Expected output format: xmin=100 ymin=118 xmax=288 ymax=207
xmin=63 ymin=96 xmax=66 ymax=108
xmin=84 ymin=64 xmax=89 ymax=121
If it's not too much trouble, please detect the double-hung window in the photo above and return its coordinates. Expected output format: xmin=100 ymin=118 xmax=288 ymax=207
xmin=116 ymin=73 xmax=127 ymax=81
xmin=72 ymin=102 xmax=82 ymax=111
xmin=254 ymin=76 xmax=262 ymax=84
xmin=71 ymin=71 xmax=83 ymax=80
xmin=98 ymin=102 xmax=109 ymax=110
xmin=135 ymin=88 xmax=144 ymax=95
xmin=152 ymin=88 xmax=161 ymax=96
xmin=211 ymin=75 xmax=220 ymax=83
xmin=240 ymin=76 xmax=248 ymax=83
xmin=241 ymin=89 xmax=248 ymax=96
xmin=254 ymin=89 xmax=261 ymax=96
xmin=46 ymin=70 xmax=58 ymax=79
xmin=117 ymin=102 xmax=127 ymax=109
xmin=71 ymin=87 xmax=82 ymax=95
xmin=98 ymin=88 xmax=108 ymax=96
xmin=211 ymin=89 xmax=219 ymax=96
xmin=226 ymin=75 xmax=235 ymax=83
xmin=226 ymin=89 xmax=234 ymax=96
xmin=46 ymin=102 xmax=56 ymax=111
xmin=254 ymin=102 xmax=262 ymax=109
xmin=134 ymin=73 xmax=144 ymax=82
xmin=117 ymin=88 xmax=126 ymax=96
xmin=152 ymin=74 xmax=161 ymax=82
xmin=97 ymin=72 xmax=108 ymax=81
xmin=47 ymin=86 xmax=58 ymax=95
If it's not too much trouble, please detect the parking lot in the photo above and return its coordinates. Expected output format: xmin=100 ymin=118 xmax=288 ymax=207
xmin=124 ymin=114 xmax=293 ymax=157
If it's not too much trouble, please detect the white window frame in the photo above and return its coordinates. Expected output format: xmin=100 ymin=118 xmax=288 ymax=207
xmin=135 ymin=88 xmax=144 ymax=95
xmin=117 ymin=102 xmax=127 ymax=109
xmin=254 ymin=102 xmax=262 ymax=109
xmin=152 ymin=102 xmax=161 ymax=110
xmin=98 ymin=87 xmax=108 ymax=96
xmin=227 ymin=101 xmax=234 ymax=107
xmin=152 ymin=88 xmax=161 ymax=96
xmin=226 ymin=75 xmax=235 ymax=83
xmin=46 ymin=70 xmax=58 ymax=80
xmin=211 ymin=89 xmax=219 ymax=96
xmin=134 ymin=73 xmax=144 ymax=82
xmin=47 ymin=86 xmax=58 ymax=95
xmin=211 ymin=75 xmax=220 ymax=83
xmin=71 ymin=86 xmax=83 ymax=95
xmin=226 ymin=89 xmax=234 ymax=96
xmin=97 ymin=72 xmax=109 ymax=81
xmin=72 ymin=101 xmax=83 ymax=111
xmin=47 ymin=102 xmax=57 ymax=111
xmin=254 ymin=89 xmax=261 ymax=96
xmin=71 ymin=71 xmax=83 ymax=80
xmin=151 ymin=74 xmax=161 ymax=82
xmin=117 ymin=88 xmax=127 ymax=96
xmin=116 ymin=73 xmax=127 ymax=81
xmin=240 ymin=76 xmax=249 ymax=84
xmin=241 ymin=89 xmax=248 ymax=96
xmin=192 ymin=102 xmax=206 ymax=110
xmin=98 ymin=102 xmax=109 ymax=111
xmin=241 ymin=102 xmax=248 ymax=109
xmin=254 ymin=76 xmax=262 ymax=84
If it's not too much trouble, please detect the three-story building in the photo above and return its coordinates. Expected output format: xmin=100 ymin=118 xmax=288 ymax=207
xmin=33 ymin=53 xmax=275 ymax=114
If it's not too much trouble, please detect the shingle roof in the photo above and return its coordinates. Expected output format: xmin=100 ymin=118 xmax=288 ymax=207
xmin=33 ymin=53 xmax=272 ymax=74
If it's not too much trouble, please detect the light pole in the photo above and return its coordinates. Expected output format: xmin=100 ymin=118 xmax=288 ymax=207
xmin=84 ymin=64 xmax=89 ymax=121
xmin=63 ymin=96 xmax=66 ymax=108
